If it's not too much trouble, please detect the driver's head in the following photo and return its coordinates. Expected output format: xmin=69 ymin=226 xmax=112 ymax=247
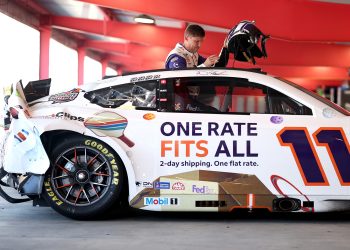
xmin=184 ymin=24 xmax=205 ymax=53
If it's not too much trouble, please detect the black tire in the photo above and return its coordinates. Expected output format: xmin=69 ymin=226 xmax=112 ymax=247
xmin=42 ymin=135 xmax=125 ymax=220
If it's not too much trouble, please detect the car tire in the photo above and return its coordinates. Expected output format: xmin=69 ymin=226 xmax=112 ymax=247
xmin=42 ymin=135 xmax=125 ymax=220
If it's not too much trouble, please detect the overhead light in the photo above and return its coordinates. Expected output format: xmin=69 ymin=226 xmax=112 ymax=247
xmin=134 ymin=14 xmax=155 ymax=24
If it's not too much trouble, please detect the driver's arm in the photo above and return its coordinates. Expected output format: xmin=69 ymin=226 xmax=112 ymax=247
xmin=165 ymin=55 xmax=187 ymax=69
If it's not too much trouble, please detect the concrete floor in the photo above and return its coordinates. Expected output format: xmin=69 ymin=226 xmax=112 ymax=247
xmin=1 ymin=187 xmax=350 ymax=250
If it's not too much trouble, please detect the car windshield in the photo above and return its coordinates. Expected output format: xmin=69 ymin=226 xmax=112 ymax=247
xmin=276 ymin=77 xmax=350 ymax=116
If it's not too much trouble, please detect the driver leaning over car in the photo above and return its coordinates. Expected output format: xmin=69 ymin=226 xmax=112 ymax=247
xmin=165 ymin=24 xmax=229 ymax=69
xmin=165 ymin=24 xmax=229 ymax=112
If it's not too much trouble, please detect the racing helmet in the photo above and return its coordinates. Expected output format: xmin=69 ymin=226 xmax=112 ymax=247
xmin=226 ymin=20 xmax=269 ymax=64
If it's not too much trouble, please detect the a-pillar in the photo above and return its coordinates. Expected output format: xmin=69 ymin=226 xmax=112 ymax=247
xmin=101 ymin=59 xmax=108 ymax=78
xmin=78 ymin=47 xmax=85 ymax=86
xmin=39 ymin=27 xmax=51 ymax=80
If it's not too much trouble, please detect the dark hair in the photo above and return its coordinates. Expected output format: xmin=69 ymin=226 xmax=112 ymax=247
xmin=185 ymin=24 xmax=205 ymax=38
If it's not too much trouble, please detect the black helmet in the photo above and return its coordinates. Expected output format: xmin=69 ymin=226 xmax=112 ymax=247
xmin=226 ymin=20 xmax=269 ymax=64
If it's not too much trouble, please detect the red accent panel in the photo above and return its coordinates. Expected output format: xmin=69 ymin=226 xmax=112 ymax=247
xmin=77 ymin=0 xmax=350 ymax=41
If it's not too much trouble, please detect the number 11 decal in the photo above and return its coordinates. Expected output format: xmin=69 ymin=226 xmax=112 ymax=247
xmin=277 ymin=127 xmax=350 ymax=186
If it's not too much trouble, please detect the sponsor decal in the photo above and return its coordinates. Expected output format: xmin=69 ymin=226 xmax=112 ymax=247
xmin=154 ymin=182 xmax=170 ymax=189
xmin=56 ymin=112 xmax=84 ymax=122
xmin=136 ymin=181 xmax=154 ymax=188
xmin=84 ymin=112 xmax=135 ymax=147
xmin=192 ymin=185 xmax=215 ymax=194
xmin=270 ymin=116 xmax=283 ymax=124
xmin=144 ymin=197 xmax=178 ymax=206
xmin=172 ymin=182 xmax=185 ymax=190
xmin=143 ymin=113 xmax=156 ymax=120
xmin=49 ymin=88 xmax=80 ymax=104
xmin=130 ymin=74 xmax=160 ymax=83
xmin=160 ymin=122 xmax=258 ymax=160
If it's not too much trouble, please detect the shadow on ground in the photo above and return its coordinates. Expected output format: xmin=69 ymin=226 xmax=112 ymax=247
xmin=105 ymin=206 xmax=350 ymax=222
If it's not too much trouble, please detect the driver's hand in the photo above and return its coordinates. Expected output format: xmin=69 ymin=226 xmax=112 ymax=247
xmin=203 ymin=55 xmax=219 ymax=67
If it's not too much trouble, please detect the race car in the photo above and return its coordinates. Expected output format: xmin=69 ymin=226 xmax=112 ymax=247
xmin=1 ymin=67 xmax=349 ymax=219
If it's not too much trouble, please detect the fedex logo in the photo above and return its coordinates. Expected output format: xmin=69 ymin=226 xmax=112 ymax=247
xmin=144 ymin=197 xmax=178 ymax=206
xmin=192 ymin=185 xmax=215 ymax=194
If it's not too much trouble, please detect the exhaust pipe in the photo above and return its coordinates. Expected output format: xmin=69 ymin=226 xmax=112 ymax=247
xmin=273 ymin=198 xmax=301 ymax=212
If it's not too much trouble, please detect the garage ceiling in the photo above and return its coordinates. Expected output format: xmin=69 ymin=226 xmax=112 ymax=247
xmin=5 ymin=0 xmax=350 ymax=89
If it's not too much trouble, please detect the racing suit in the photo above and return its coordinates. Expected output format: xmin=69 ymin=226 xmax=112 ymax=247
xmin=165 ymin=43 xmax=229 ymax=69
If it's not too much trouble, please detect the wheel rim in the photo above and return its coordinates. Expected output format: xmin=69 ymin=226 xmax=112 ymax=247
xmin=50 ymin=146 xmax=113 ymax=206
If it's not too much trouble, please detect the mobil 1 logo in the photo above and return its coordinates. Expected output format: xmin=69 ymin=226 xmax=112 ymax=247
xmin=144 ymin=197 xmax=178 ymax=206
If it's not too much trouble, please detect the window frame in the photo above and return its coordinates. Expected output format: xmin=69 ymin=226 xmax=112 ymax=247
xmin=83 ymin=80 xmax=158 ymax=110
xmin=162 ymin=76 xmax=312 ymax=116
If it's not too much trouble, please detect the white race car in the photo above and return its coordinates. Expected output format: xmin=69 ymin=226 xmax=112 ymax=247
xmin=1 ymin=68 xmax=349 ymax=219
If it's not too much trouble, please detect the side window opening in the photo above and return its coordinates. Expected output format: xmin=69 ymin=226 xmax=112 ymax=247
xmin=171 ymin=77 xmax=232 ymax=113
xmin=267 ymin=88 xmax=312 ymax=115
xmin=169 ymin=77 xmax=267 ymax=114
xmin=84 ymin=80 xmax=157 ymax=109
xmin=167 ymin=77 xmax=312 ymax=116
xmin=230 ymin=84 xmax=267 ymax=114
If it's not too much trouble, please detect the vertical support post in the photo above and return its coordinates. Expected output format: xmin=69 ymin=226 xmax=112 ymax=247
xmin=39 ymin=27 xmax=51 ymax=80
xmin=101 ymin=59 xmax=108 ymax=78
xmin=78 ymin=47 xmax=85 ymax=86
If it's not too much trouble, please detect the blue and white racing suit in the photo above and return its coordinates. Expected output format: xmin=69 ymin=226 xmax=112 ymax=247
xmin=165 ymin=43 xmax=206 ymax=69
xmin=165 ymin=43 xmax=229 ymax=69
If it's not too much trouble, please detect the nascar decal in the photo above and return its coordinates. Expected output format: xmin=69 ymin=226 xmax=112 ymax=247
xmin=160 ymin=121 xmax=258 ymax=168
xmin=84 ymin=111 xmax=135 ymax=147
xmin=48 ymin=88 xmax=80 ymax=104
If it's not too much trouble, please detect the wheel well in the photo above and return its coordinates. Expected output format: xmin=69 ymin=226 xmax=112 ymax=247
xmin=40 ymin=130 xmax=129 ymax=203
xmin=40 ymin=130 xmax=81 ymax=154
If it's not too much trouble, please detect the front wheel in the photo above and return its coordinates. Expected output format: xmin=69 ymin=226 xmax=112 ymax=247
xmin=42 ymin=135 xmax=125 ymax=219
